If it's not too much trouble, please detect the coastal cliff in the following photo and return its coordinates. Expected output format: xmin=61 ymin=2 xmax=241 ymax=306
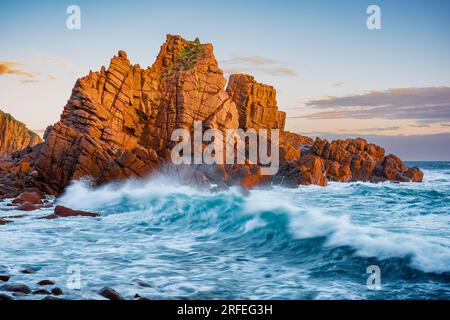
xmin=0 ymin=35 xmax=423 ymax=200
xmin=0 ymin=110 xmax=41 ymax=160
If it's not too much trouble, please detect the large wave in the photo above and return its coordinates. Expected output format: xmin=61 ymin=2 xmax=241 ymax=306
xmin=57 ymin=175 xmax=450 ymax=275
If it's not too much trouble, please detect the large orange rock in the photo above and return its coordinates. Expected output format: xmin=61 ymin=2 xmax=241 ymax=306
xmin=0 ymin=35 xmax=424 ymax=195
xmin=30 ymin=35 xmax=245 ymax=193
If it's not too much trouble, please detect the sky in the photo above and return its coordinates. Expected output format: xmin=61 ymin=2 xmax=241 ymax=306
xmin=0 ymin=0 xmax=449 ymax=160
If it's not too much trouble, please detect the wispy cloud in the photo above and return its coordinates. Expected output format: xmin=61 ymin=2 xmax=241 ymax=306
xmin=222 ymin=55 xmax=279 ymax=66
xmin=221 ymin=55 xmax=297 ymax=77
xmin=30 ymin=54 xmax=78 ymax=73
xmin=0 ymin=61 xmax=36 ymax=78
xmin=305 ymin=87 xmax=450 ymax=123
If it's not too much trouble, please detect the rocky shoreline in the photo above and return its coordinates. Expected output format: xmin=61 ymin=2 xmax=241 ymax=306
xmin=0 ymin=35 xmax=423 ymax=207
xmin=0 ymin=270 xmax=148 ymax=300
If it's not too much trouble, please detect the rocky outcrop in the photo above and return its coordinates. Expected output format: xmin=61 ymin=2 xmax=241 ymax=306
xmin=0 ymin=35 xmax=423 ymax=198
xmin=0 ymin=110 xmax=41 ymax=159
xmin=310 ymin=137 xmax=423 ymax=183
xmin=227 ymin=74 xmax=286 ymax=130
xmin=27 ymin=35 xmax=244 ymax=193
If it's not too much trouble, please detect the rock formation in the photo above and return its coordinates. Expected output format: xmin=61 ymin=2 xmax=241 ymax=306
xmin=0 ymin=35 xmax=423 ymax=199
xmin=0 ymin=110 xmax=41 ymax=159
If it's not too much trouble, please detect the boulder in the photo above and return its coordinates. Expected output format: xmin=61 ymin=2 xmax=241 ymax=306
xmin=99 ymin=287 xmax=124 ymax=300
xmin=0 ymin=275 xmax=10 ymax=282
xmin=0 ymin=283 xmax=31 ymax=294
xmin=37 ymin=280 xmax=55 ymax=286
xmin=39 ymin=205 xmax=99 ymax=220
xmin=51 ymin=287 xmax=63 ymax=296
xmin=17 ymin=202 xmax=39 ymax=211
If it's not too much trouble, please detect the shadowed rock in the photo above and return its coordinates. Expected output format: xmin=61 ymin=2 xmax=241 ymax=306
xmin=0 ymin=275 xmax=10 ymax=282
xmin=0 ymin=283 xmax=31 ymax=294
xmin=38 ymin=280 xmax=55 ymax=286
xmin=99 ymin=287 xmax=124 ymax=300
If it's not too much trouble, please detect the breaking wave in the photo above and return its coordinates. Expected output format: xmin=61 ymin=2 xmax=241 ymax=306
xmin=1 ymin=162 xmax=449 ymax=299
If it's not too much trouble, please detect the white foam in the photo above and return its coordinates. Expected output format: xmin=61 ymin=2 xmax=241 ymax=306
xmin=242 ymin=188 xmax=450 ymax=274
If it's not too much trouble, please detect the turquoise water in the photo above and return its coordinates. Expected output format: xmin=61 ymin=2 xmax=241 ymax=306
xmin=0 ymin=162 xmax=449 ymax=299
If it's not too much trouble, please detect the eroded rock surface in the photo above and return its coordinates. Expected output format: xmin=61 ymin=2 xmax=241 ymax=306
xmin=0 ymin=35 xmax=423 ymax=197
xmin=0 ymin=110 xmax=41 ymax=160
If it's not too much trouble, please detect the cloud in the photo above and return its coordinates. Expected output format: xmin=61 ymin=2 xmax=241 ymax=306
xmin=221 ymin=55 xmax=297 ymax=77
xmin=30 ymin=54 xmax=78 ymax=73
xmin=222 ymin=55 xmax=279 ymax=66
xmin=305 ymin=87 xmax=450 ymax=123
xmin=19 ymin=79 xmax=39 ymax=84
xmin=349 ymin=126 xmax=401 ymax=132
xmin=0 ymin=61 xmax=36 ymax=78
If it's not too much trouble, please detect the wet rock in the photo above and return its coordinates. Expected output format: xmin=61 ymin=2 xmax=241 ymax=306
xmin=0 ymin=293 xmax=14 ymax=300
xmin=42 ymin=296 xmax=64 ymax=300
xmin=39 ymin=205 xmax=100 ymax=220
xmin=2 ymin=214 xmax=27 ymax=219
xmin=38 ymin=280 xmax=55 ymax=286
xmin=12 ymin=191 xmax=43 ymax=205
xmin=17 ymin=202 xmax=38 ymax=211
xmin=405 ymin=166 xmax=424 ymax=182
xmin=0 ymin=283 xmax=31 ymax=294
xmin=137 ymin=280 xmax=152 ymax=288
xmin=33 ymin=289 xmax=50 ymax=295
xmin=134 ymin=294 xmax=150 ymax=300
xmin=20 ymin=268 xmax=36 ymax=274
xmin=51 ymin=287 xmax=63 ymax=296
xmin=0 ymin=219 xmax=12 ymax=225
xmin=0 ymin=275 xmax=10 ymax=282
xmin=99 ymin=287 xmax=124 ymax=300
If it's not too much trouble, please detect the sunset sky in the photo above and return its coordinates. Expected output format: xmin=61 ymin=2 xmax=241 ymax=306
xmin=1 ymin=0 xmax=449 ymax=159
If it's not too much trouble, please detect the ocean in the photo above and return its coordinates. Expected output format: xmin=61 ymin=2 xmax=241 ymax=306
xmin=0 ymin=161 xmax=449 ymax=300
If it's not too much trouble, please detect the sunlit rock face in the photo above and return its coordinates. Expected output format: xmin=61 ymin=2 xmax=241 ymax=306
xmin=0 ymin=109 xmax=41 ymax=160
xmin=0 ymin=35 xmax=423 ymax=197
